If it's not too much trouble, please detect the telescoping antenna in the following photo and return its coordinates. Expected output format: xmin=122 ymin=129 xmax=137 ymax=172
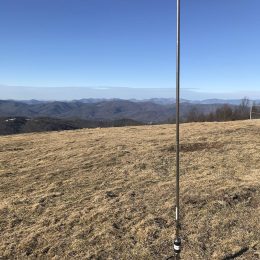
xmin=174 ymin=0 xmax=181 ymax=258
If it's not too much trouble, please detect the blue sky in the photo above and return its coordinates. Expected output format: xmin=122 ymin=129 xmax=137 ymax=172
xmin=0 ymin=0 xmax=260 ymax=99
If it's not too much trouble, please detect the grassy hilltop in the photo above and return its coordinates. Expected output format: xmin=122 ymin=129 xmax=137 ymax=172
xmin=0 ymin=120 xmax=259 ymax=259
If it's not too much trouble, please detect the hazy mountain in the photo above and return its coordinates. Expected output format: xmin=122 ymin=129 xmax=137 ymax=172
xmin=142 ymin=98 xmax=260 ymax=105
xmin=190 ymin=99 xmax=260 ymax=105
xmin=0 ymin=99 xmax=229 ymax=123
xmin=13 ymin=98 xmax=260 ymax=106
xmin=18 ymin=100 xmax=51 ymax=105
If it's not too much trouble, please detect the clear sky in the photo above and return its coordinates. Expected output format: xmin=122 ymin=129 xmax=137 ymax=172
xmin=0 ymin=0 xmax=260 ymax=99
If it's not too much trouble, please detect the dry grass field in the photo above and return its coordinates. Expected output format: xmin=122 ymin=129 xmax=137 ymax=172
xmin=0 ymin=120 xmax=259 ymax=259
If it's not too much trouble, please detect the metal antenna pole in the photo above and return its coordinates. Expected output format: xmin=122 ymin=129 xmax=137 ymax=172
xmin=174 ymin=0 xmax=181 ymax=258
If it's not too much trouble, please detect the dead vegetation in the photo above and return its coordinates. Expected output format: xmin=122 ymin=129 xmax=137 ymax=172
xmin=0 ymin=120 xmax=259 ymax=259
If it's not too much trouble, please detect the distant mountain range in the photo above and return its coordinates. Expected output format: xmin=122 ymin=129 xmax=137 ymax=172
xmin=14 ymin=98 xmax=260 ymax=106
xmin=0 ymin=99 xmax=233 ymax=124
xmin=0 ymin=98 xmax=256 ymax=135
xmin=133 ymin=98 xmax=260 ymax=105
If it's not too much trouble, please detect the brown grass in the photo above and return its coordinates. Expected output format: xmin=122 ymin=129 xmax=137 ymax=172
xmin=0 ymin=120 xmax=259 ymax=259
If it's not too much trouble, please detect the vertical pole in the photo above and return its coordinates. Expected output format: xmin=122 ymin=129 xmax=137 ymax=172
xmin=174 ymin=0 xmax=181 ymax=258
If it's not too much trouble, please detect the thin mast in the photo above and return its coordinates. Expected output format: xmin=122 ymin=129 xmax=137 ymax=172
xmin=174 ymin=0 xmax=181 ymax=258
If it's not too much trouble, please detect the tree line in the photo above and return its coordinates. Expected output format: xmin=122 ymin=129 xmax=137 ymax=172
xmin=186 ymin=98 xmax=251 ymax=122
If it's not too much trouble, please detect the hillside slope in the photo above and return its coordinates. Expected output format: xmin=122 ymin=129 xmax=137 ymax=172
xmin=0 ymin=121 xmax=259 ymax=259
xmin=0 ymin=117 xmax=142 ymax=135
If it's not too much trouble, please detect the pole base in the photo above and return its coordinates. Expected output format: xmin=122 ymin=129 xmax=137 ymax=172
xmin=174 ymin=238 xmax=181 ymax=254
